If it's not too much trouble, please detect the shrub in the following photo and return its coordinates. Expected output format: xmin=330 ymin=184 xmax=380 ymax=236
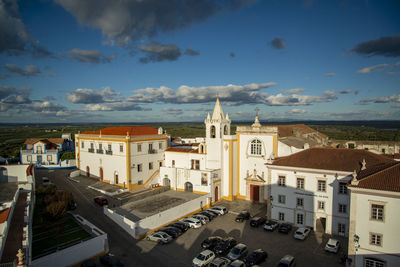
xmin=45 ymin=201 xmax=68 ymax=221
xmin=61 ymin=152 xmax=75 ymax=161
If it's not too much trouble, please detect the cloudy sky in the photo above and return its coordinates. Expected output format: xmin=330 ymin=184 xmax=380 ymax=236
xmin=0 ymin=0 xmax=399 ymax=123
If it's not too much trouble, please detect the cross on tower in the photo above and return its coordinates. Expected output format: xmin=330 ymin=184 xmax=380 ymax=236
xmin=255 ymin=107 xmax=260 ymax=117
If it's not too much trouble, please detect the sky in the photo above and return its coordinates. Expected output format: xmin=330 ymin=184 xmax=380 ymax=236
xmin=0 ymin=0 xmax=399 ymax=123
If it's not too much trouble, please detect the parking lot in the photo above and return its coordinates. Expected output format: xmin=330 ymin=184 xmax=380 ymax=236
xmin=137 ymin=200 xmax=348 ymax=267
xmin=36 ymin=169 xmax=347 ymax=266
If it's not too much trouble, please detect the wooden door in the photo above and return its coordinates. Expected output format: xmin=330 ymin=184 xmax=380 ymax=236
xmin=100 ymin=168 xmax=103 ymax=181
xmin=250 ymin=185 xmax=259 ymax=201
xmin=215 ymin=186 xmax=219 ymax=201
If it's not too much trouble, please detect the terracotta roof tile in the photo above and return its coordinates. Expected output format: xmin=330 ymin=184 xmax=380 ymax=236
xmin=270 ymin=147 xmax=395 ymax=172
xmin=166 ymin=147 xmax=199 ymax=153
xmin=0 ymin=208 xmax=10 ymax=224
xmin=82 ymin=126 xmax=159 ymax=136
xmin=349 ymin=162 xmax=400 ymax=193
xmin=24 ymin=138 xmax=64 ymax=145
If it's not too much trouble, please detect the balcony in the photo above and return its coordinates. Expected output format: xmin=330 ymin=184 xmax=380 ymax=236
xmin=96 ymin=149 xmax=104 ymax=154
xmin=105 ymin=150 xmax=113 ymax=155
xmin=88 ymin=148 xmax=94 ymax=153
xmin=148 ymin=149 xmax=157 ymax=154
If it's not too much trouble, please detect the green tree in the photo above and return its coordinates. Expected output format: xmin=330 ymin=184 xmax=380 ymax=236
xmin=61 ymin=152 xmax=75 ymax=161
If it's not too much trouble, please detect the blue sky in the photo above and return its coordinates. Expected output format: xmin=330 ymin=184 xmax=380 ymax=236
xmin=0 ymin=0 xmax=399 ymax=123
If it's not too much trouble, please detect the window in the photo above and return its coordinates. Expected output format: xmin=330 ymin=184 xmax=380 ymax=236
xmin=371 ymin=204 xmax=384 ymax=221
xmin=137 ymin=164 xmax=142 ymax=172
xmin=278 ymin=176 xmax=286 ymax=187
xmin=296 ymin=178 xmax=304 ymax=189
xmin=99 ymin=144 xmax=102 ymax=150
xmin=138 ymin=180 xmax=143 ymax=185
xmin=296 ymin=198 xmax=304 ymax=207
xmin=137 ymin=144 xmax=142 ymax=152
xmin=339 ymin=182 xmax=347 ymax=194
xmin=279 ymin=212 xmax=285 ymax=221
xmin=47 ymin=155 xmax=52 ymax=161
xmin=191 ymin=159 xmax=200 ymax=170
xmin=210 ymin=125 xmax=216 ymax=138
xmin=370 ymin=233 xmax=382 ymax=246
xmin=296 ymin=213 xmax=304 ymax=225
xmin=172 ymin=160 xmax=175 ymax=167
xmin=149 ymin=143 xmax=153 ymax=151
xmin=250 ymin=139 xmax=262 ymax=155
xmin=338 ymin=204 xmax=347 ymax=213
xmin=159 ymin=142 xmax=163 ymax=149
xmin=120 ymin=144 xmax=123 ymax=152
xmin=27 ymin=155 xmax=32 ymax=162
xmin=81 ymin=141 xmax=84 ymax=148
xmin=108 ymin=144 xmax=111 ymax=151
xmin=364 ymin=258 xmax=385 ymax=267
xmin=149 ymin=162 xmax=153 ymax=170
xmin=317 ymin=180 xmax=326 ymax=192
xmin=278 ymin=195 xmax=286 ymax=204
xmin=318 ymin=201 xmax=325 ymax=210
xmin=381 ymin=148 xmax=385 ymax=154
xmin=90 ymin=143 xmax=94 ymax=149
xmin=348 ymin=143 xmax=355 ymax=149
xmin=338 ymin=223 xmax=346 ymax=235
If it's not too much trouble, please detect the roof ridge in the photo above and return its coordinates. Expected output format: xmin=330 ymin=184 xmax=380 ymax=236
xmin=358 ymin=162 xmax=400 ymax=182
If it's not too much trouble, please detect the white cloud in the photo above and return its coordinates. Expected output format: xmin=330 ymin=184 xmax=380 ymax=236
xmin=324 ymin=73 xmax=336 ymax=77
xmin=280 ymin=88 xmax=304 ymax=94
xmin=287 ymin=108 xmax=307 ymax=115
xmin=340 ymin=90 xmax=360 ymax=95
xmin=162 ymin=107 xmax=183 ymax=115
xmin=63 ymin=49 xmax=116 ymax=64
xmin=265 ymin=90 xmax=337 ymax=106
xmin=84 ymin=102 xmax=151 ymax=111
xmin=357 ymin=64 xmax=388 ymax=74
xmin=67 ymin=87 xmax=121 ymax=104
xmin=358 ymin=94 xmax=400 ymax=105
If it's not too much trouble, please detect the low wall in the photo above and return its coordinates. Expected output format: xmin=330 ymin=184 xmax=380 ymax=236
xmin=32 ymin=215 xmax=108 ymax=267
xmin=104 ymin=193 xmax=211 ymax=239
xmin=35 ymin=160 xmax=76 ymax=170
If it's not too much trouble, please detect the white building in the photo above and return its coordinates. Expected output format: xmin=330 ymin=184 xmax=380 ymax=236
xmin=20 ymin=137 xmax=74 ymax=166
xmin=75 ymin=126 xmax=168 ymax=190
xmin=266 ymin=148 xmax=395 ymax=237
xmin=347 ymin=162 xmax=400 ymax=267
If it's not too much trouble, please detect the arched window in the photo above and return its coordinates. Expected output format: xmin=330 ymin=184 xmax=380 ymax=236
xmin=199 ymin=144 xmax=204 ymax=154
xmin=250 ymin=139 xmax=262 ymax=155
xmin=210 ymin=125 xmax=216 ymax=138
xmin=224 ymin=125 xmax=228 ymax=135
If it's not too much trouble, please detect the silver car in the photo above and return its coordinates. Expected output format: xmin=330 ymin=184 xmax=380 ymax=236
xmin=191 ymin=215 xmax=210 ymax=224
xmin=325 ymin=238 xmax=340 ymax=253
xmin=207 ymin=206 xmax=228 ymax=215
xmin=145 ymin=231 xmax=172 ymax=244
xmin=227 ymin=243 xmax=248 ymax=261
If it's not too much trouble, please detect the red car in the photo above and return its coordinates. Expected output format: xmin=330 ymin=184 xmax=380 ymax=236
xmin=94 ymin=196 xmax=108 ymax=206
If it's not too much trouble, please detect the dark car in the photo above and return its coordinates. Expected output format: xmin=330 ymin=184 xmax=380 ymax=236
xmin=249 ymin=217 xmax=266 ymax=227
xmin=168 ymin=222 xmax=189 ymax=232
xmin=278 ymin=223 xmax=292 ymax=234
xmin=244 ymin=249 xmax=268 ymax=266
xmin=235 ymin=211 xmax=250 ymax=222
xmin=206 ymin=209 xmax=219 ymax=216
xmin=201 ymin=236 xmax=223 ymax=249
xmin=68 ymin=200 xmax=77 ymax=210
xmin=159 ymin=227 xmax=182 ymax=238
xmin=81 ymin=259 xmax=96 ymax=267
xmin=196 ymin=211 xmax=216 ymax=220
xmin=214 ymin=237 xmax=238 ymax=255
xmin=99 ymin=254 xmax=124 ymax=267
xmin=94 ymin=196 xmax=108 ymax=206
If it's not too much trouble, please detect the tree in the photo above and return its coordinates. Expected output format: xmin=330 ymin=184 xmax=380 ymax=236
xmin=61 ymin=152 xmax=75 ymax=161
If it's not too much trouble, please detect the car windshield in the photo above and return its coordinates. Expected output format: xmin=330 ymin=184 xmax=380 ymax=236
xmin=295 ymin=231 xmax=302 ymax=235
xmin=327 ymin=244 xmax=335 ymax=247
xmin=197 ymin=254 xmax=206 ymax=261
xmin=232 ymin=248 xmax=241 ymax=254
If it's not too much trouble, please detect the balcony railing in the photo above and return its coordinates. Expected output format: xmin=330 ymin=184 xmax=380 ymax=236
xmin=88 ymin=148 xmax=94 ymax=153
xmin=20 ymin=149 xmax=58 ymax=155
xmin=105 ymin=150 xmax=113 ymax=155
xmin=148 ymin=149 xmax=157 ymax=154
xmin=96 ymin=149 xmax=104 ymax=154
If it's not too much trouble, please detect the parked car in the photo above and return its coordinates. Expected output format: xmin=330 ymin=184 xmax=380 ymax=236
xmin=278 ymin=223 xmax=292 ymax=234
xmin=264 ymin=220 xmax=279 ymax=231
xmin=145 ymin=231 xmax=173 ymax=244
xmin=293 ymin=227 xmax=311 ymax=240
xmin=207 ymin=206 xmax=228 ymax=215
xmin=209 ymin=257 xmax=231 ymax=267
xmin=201 ymin=236 xmax=223 ymax=250
xmin=42 ymin=177 xmax=52 ymax=186
xmin=277 ymin=255 xmax=296 ymax=267
xmin=68 ymin=200 xmax=77 ymax=210
xmin=191 ymin=214 xmax=210 ymax=224
xmin=196 ymin=211 xmax=216 ymax=220
xmin=227 ymin=243 xmax=248 ymax=261
xmin=235 ymin=211 xmax=250 ymax=222
xmin=192 ymin=249 xmax=216 ymax=267
xmin=94 ymin=196 xmax=108 ymax=206
xmin=230 ymin=260 xmax=246 ymax=267
xmin=159 ymin=227 xmax=182 ymax=238
xmin=214 ymin=237 xmax=237 ymax=255
xmin=325 ymin=238 xmax=340 ymax=253
xmin=249 ymin=217 xmax=266 ymax=227
xmin=206 ymin=209 xmax=220 ymax=216
xmin=168 ymin=222 xmax=189 ymax=232
xmin=180 ymin=218 xmax=202 ymax=228
xmin=244 ymin=249 xmax=268 ymax=266
xmin=99 ymin=253 xmax=124 ymax=267
xmin=81 ymin=259 xmax=96 ymax=267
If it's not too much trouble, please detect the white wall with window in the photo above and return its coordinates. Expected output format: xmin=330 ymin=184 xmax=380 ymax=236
xmin=268 ymin=165 xmax=351 ymax=236
xmin=348 ymin=188 xmax=400 ymax=267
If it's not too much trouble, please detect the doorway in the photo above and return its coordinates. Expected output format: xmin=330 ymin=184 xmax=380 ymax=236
xmin=214 ymin=186 xmax=219 ymax=202
xmin=86 ymin=166 xmax=90 ymax=177
xmin=100 ymin=167 xmax=103 ymax=181
xmin=184 ymin=182 xmax=193 ymax=192
xmin=250 ymin=185 xmax=260 ymax=201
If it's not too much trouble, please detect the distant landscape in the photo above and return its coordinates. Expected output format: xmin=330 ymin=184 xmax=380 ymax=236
xmin=1 ymin=120 xmax=399 ymax=161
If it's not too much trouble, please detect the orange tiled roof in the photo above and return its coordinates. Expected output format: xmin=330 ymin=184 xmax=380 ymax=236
xmin=82 ymin=126 xmax=159 ymax=136
xmin=24 ymin=138 xmax=64 ymax=145
xmin=276 ymin=124 xmax=328 ymax=138
xmin=166 ymin=147 xmax=199 ymax=153
xmin=349 ymin=162 xmax=400 ymax=193
xmin=270 ymin=147 xmax=395 ymax=172
xmin=0 ymin=208 xmax=10 ymax=224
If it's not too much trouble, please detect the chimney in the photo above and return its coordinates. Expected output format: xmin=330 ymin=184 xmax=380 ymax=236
xmin=361 ymin=158 xmax=366 ymax=170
